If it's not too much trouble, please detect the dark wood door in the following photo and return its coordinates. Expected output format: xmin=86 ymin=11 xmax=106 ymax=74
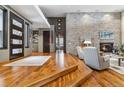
xmin=43 ymin=31 xmax=50 ymax=53
xmin=10 ymin=12 xmax=24 ymax=60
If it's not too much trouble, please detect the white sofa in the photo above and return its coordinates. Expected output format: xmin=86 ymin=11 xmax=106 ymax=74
xmin=83 ymin=47 xmax=110 ymax=70
xmin=76 ymin=46 xmax=84 ymax=59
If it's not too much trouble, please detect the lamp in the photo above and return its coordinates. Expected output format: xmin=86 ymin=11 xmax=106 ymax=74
xmin=83 ymin=40 xmax=92 ymax=46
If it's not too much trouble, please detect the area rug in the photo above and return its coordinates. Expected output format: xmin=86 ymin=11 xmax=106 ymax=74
xmin=3 ymin=56 xmax=51 ymax=66
xmin=109 ymin=58 xmax=124 ymax=74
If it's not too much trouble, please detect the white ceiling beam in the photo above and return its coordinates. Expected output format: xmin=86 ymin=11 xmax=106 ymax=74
xmin=33 ymin=5 xmax=50 ymax=28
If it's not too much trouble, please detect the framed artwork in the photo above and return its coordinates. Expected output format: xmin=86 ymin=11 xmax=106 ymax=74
xmin=99 ymin=32 xmax=114 ymax=40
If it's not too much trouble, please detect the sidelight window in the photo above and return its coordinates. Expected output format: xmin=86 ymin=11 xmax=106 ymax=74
xmin=0 ymin=6 xmax=8 ymax=49
xmin=25 ymin=22 xmax=30 ymax=48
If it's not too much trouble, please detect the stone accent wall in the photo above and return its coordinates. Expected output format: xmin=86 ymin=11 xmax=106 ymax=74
xmin=66 ymin=12 xmax=121 ymax=55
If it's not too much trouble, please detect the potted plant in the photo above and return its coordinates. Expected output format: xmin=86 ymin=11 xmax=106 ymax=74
xmin=120 ymin=44 xmax=124 ymax=56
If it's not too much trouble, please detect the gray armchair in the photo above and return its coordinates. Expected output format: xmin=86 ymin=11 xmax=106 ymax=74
xmin=76 ymin=46 xmax=84 ymax=59
xmin=83 ymin=47 xmax=110 ymax=70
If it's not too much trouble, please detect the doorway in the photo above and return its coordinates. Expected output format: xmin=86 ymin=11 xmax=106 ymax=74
xmin=43 ymin=31 xmax=50 ymax=53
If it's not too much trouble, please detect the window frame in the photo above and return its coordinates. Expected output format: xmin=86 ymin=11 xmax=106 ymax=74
xmin=0 ymin=6 xmax=8 ymax=49
xmin=24 ymin=22 xmax=30 ymax=48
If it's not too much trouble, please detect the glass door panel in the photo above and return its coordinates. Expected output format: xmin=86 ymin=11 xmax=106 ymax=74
xmin=12 ymin=48 xmax=22 ymax=54
xmin=56 ymin=35 xmax=64 ymax=50
xmin=12 ymin=39 xmax=22 ymax=45
xmin=12 ymin=19 xmax=22 ymax=28
xmin=12 ymin=29 xmax=22 ymax=36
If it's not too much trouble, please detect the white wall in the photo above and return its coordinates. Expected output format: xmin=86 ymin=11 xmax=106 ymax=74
xmin=50 ymin=25 xmax=55 ymax=52
xmin=24 ymin=24 xmax=32 ymax=56
xmin=24 ymin=33 xmax=32 ymax=56
xmin=38 ymin=31 xmax=43 ymax=52
xmin=37 ymin=27 xmax=55 ymax=53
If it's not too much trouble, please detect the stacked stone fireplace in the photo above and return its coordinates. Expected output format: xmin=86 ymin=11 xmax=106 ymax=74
xmin=100 ymin=43 xmax=114 ymax=53
xmin=66 ymin=13 xmax=121 ymax=55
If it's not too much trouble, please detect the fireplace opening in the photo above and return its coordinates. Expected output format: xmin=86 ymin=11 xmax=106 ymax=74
xmin=100 ymin=43 xmax=113 ymax=52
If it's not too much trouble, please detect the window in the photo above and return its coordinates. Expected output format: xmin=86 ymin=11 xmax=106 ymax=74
xmin=0 ymin=6 xmax=8 ymax=49
xmin=25 ymin=22 xmax=30 ymax=48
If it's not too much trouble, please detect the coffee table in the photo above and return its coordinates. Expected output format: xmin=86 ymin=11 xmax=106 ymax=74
xmin=118 ymin=56 xmax=124 ymax=66
xmin=109 ymin=54 xmax=124 ymax=66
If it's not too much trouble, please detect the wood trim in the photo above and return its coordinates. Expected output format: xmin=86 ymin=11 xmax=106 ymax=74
xmin=22 ymin=64 xmax=78 ymax=87
xmin=70 ymin=70 xmax=93 ymax=87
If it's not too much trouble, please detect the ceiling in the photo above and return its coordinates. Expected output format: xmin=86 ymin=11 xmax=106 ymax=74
xmin=40 ymin=5 xmax=124 ymax=17
xmin=10 ymin=5 xmax=50 ymax=29
xmin=9 ymin=5 xmax=124 ymax=29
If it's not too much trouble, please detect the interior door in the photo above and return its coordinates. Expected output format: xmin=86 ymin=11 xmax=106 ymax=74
xmin=10 ymin=12 xmax=24 ymax=60
xmin=43 ymin=31 xmax=50 ymax=53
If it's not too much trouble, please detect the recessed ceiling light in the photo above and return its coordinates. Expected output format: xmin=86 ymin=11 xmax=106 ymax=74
xmin=94 ymin=9 xmax=100 ymax=12
xmin=76 ymin=9 xmax=81 ymax=12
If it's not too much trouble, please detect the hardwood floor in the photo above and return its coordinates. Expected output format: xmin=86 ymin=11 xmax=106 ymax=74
xmin=0 ymin=52 xmax=79 ymax=86
xmin=0 ymin=52 xmax=124 ymax=87
xmin=81 ymin=69 xmax=124 ymax=87
xmin=43 ymin=55 xmax=92 ymax=87
xmin=43 ymin=55 xmax=124 ymax=87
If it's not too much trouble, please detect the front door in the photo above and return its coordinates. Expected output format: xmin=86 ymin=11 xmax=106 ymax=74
xmin=10 ymin=12 xmax=24 ymax=60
